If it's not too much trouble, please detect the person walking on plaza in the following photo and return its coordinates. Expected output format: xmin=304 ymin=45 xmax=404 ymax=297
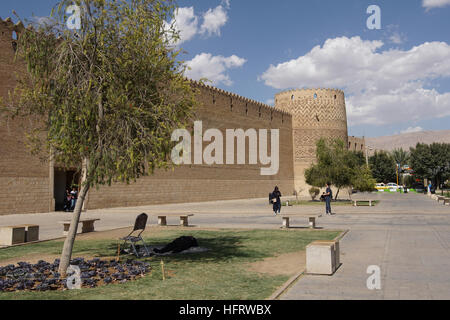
xmin=271 ymin=186 xmax=282 ymax=216
xmin=324 ymin=182 xmax=333 ymax=215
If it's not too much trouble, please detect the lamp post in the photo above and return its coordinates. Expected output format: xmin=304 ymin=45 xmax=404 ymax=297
xmin=365 ymin=146 xmax=373 ymax=167
xmin=396 ymin=163 xmax=399 ymax=186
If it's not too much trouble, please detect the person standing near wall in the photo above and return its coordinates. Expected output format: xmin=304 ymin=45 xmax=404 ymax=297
xmin=271 ymin=186 xmax=282 ymax=216
xmin=70 ymin=187 xmax=78 ymax=212
xmin=325 ymin=182 xmax=333 ymax=215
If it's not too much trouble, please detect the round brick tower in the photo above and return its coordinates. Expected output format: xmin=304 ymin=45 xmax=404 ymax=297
xmin=274 ymin=88 xmax=348 ymax=194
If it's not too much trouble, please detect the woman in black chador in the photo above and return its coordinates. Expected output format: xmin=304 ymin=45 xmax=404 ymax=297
xmin=271 ymin=186 xmax=282 ymax=216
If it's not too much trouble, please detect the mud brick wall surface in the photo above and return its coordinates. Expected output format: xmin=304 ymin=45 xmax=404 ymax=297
xmin=0 ymin=18 xmax=295 ymax=213
xmin=86 ymin=84 xmax=295 ymax=209
xmin=0 ymin=20 xmax=51 ymax=215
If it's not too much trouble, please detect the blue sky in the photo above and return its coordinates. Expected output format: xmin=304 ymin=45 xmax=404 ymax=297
xmin=2 ymin=0 xmax=450 ymax=137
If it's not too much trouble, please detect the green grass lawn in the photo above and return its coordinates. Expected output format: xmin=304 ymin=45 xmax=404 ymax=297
xmin=0 ymin=228 xmax=341 ymax=300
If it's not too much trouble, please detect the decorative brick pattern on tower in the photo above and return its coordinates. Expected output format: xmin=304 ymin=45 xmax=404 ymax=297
xmin=275 ymin=89 xmax=349 ymax=195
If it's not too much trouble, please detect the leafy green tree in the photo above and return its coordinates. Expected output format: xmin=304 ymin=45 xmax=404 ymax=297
xmin=305 ymin=138 xmax=363 ymax=199
xmin=369 ymin=151 xmax=397 ymax=183
xmin=351 ymin=150 xmax=366 ymax=167
xmin=309 ymin=187 xmax=320 ymax=201
xmin=352 ymin=165 xmax=377 ymax=192
xmin=410 ymin=143 xmax=450 ymax=188
xmin=391 ymin=148 xmax=410 ymax=169
xmin=6 ymin=0 xmax=197 ymax=275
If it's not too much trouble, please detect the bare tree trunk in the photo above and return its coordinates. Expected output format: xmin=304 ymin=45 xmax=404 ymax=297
xmin=335 ymin=188 xmax=340 ymax=200
xmin=58 ymin=158 xmax=90 ymax=277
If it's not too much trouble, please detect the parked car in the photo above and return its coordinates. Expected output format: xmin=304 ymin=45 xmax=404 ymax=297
xmin=386 ymin=183 xmax=399 ymax=191
xmin=412 ymin=183 xmax=426 ymax=193
xmin=375 ymin=183 xmax=387 ymax=191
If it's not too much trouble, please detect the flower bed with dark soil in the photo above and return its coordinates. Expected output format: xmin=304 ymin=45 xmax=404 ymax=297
xmin=0 ymin=258 xmax=151 ymax=292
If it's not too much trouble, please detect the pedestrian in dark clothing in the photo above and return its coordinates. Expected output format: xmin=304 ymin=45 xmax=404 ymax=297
xmin=324 ymin=183 xmax=333 ymax=215
xmin=271 ymin=186 xmax=282 ymax=216
xmin=63 ymin=188 xmax=71 ymax=212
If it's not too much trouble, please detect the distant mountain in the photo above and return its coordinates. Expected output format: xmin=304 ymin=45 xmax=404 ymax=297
xmin=365 ymin=130 xmax=450 ymax=152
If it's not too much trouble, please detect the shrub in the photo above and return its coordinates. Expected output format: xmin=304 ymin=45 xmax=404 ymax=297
xmin=309 ymin=187 xmax=320 ymax=201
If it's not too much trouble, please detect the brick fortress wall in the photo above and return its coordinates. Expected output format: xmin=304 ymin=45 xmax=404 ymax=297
xmin=0 ymin=17 xmax=355 ymax=213
xmin=85 ymin=83 xmax=295 ymax=209
xmin=0 ymin=18 xmax=295 ymax=213
xmin=0 ymin=18 xmax=53 ymax=215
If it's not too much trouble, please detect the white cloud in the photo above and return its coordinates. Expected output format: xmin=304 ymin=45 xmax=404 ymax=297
xmin=165 ymin=7 xmax=198 ymax=45
xmin=185 ymin=53 xmax=246 ymax=86
xmin=259 ymin=36 xmax=450 ymax=126
xmin=389 ymin=32 xmax=405 ymax=44
xmin=200 ymin=5 xmax=228 ymax=37
xmin=401 ymin=126 xmax=424 ymax=134
xmin=221 ymin=0 xmax=231 ymax=9
xmin=165 ymin=3 xmax=231 ymax=46
xmin=265 ymin=99 xmax=275 ymax=106
xmin=385 ymin=25 xmax=407 ymax=45
xmin=423 ymin=0 xmax=450 ymax=9
xmin=32 ymin=16 xmax=53 ymax=26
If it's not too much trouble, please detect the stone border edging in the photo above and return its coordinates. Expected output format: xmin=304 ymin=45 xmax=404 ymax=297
xmin=267 ymin=229 xmax=350 ymax=300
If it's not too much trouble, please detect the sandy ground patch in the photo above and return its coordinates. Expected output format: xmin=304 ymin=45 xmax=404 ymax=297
xmin=247 ymin=250 xmax=306 ymax=276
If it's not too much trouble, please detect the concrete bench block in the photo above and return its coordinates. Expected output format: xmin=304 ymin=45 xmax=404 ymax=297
xmin=282 ymin=217 xmax=290 ymax=228
xmin=156 ymin=214 xmax=194 ymax=226
xmin=180 ymin=216 xmax=190 ymax=227
xmin=0 ymin=226 xmax=26 ymax=246
xmin=306 ymin=240 xmax=339 ymax=275
xmin=59 ymin=219 xmax=99 ymax=236
xmin=158 ymin=216 xmax=167 ymax=226
xmin=354 ymin=200 xmax=374 ymax=207
xmin=313 ymin=240 xmax=340 ymax=267
xmin=18 ymin=224 xmax=39 ymax=242
xmin=308 ymin=217 xmax=316 ymax=229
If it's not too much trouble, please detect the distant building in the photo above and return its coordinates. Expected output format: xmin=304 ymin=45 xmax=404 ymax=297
xmin=348 ymin=136 xmax=366 ymax=152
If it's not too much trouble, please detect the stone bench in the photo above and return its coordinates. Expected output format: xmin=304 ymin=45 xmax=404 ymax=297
xmin=0 ymin=226 xmax=26 ymax=246
xmin=59 ymin=219 xmax=100 ymax=235
xmin=280 ymin=214 xmax=318 ymax=229
xmin=444 ymin=198 xmax=450 ymax=206
xmin=17 ymin=224 xmax=39 ymax=242
xmin=436 ymin=196 xmax=445 ymax=203
xmin=353 ymin=200 xmax=374 ymax=207
xmin=0 ymin=224 xmax=39 ymax=246
xmin=306 ymin=239 xmax=340 ymax=275
xmin=156 ymin=214 xmax=194 ymax=227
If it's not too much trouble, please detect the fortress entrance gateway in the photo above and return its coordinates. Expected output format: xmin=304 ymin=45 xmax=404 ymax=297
xmin=53 ymin=168 xmax=80 ymax=211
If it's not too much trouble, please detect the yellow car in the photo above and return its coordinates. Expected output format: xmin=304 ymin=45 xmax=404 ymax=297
xmin=375 ymin=183 xmax=388 ymax=191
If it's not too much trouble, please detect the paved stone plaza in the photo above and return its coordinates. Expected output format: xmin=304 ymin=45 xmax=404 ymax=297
xmin=0 ymin=191 xmax=449 ymax=299
xmin=281 ymin=193 xmax=450 ymax=300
